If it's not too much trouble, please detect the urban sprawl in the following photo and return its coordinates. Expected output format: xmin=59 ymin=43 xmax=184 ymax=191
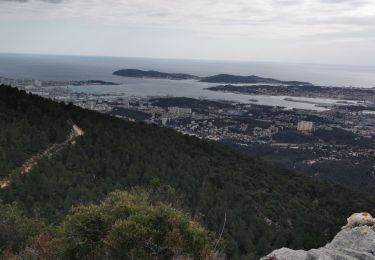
xmin=2 ymin=76 xmax=375 ymax=192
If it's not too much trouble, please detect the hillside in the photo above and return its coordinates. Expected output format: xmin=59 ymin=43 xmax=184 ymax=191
xmin=0 ymin=87 xmax=71 ymax=178
xmin=200 ymin=74 xmax=311 ymax=85
xmin=111 ymin=70 xmax=313 ymax=85
xmin=0 ymin=85 xmax=375 ymax=259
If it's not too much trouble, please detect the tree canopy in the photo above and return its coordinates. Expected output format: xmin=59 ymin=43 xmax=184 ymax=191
xmin=1 ymin=85 xmax=375 ymax=259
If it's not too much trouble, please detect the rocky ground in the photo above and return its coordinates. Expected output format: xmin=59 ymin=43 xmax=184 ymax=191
xmin=262 ymin=213 xmax=375 ymax=260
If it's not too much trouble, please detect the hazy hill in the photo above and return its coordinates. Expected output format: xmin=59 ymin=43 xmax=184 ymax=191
xmin=0 ymin=85 xmax=374 ymax=259
xmin=113 ymin=69 xmax=200 ymax=80
xmin=112 ymin=69 xmax=313 ymax=86
xmin=200 ymin=74 xmax=311 ymax=85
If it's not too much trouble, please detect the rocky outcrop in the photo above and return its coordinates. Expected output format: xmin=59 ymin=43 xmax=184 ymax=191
xmin=262 ymin=213 xmax=375 ymax=260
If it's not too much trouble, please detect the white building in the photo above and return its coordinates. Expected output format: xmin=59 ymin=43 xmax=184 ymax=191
xmin=168 ymin=107 xmax=192 ymax=117
xmin=161 ymin=117 xmax=169 ymax=126
xmin=297 ymin=121 xmax=314 ymax=132
xmin=34 ymin=80 xmax=42 ymax=87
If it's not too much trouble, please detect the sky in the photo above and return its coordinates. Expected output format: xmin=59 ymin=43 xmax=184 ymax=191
xmin=0 ymin=0 xmax=375 ymax=65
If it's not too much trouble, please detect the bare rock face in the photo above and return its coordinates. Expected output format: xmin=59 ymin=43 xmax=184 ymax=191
xmin=346 ymin=212 xmax=375 ymax=228
xmin=262 ymin=213 xmax=375 ymax=260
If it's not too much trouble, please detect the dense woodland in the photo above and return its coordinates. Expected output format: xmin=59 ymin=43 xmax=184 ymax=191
xmin=0 ymin=89 xmax=70 ymax=177
xmin=1 ymin=85 xmax=375 ymax=259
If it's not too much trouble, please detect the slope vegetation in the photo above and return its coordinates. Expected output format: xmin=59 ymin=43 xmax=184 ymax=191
xmin=0 ymin=85 xmax=374 ymax=259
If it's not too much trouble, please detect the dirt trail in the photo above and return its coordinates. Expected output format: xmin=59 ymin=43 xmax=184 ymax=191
xmin=0 ymin=124 xmax=84 ymax=189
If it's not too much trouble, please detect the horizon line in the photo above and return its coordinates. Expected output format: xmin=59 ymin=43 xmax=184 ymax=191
xmin=1 ymin=51 xmax=375 ymax=69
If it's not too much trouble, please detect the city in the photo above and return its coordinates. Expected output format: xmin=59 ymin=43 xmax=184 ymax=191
xmin=5 ymin=75 xmax=375 ymax=193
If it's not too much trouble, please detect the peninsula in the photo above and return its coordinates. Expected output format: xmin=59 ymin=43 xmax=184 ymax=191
xmin=112 ymin=69 xmax=312 ymax=85
xmin=113 ymin=69 xmax=200 ymax=80
xmin=206 ymin=84 xmax=375 ymax=102
xmin=200 ymin=73 xmax=312 ymax=85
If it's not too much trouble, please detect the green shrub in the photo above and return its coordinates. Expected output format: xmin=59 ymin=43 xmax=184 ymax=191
xmin=55 ymin=190 xmax=218 ymax=259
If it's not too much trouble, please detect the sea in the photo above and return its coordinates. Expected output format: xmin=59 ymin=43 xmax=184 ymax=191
xmin=1 ymin=53 xmax=374 ymax=110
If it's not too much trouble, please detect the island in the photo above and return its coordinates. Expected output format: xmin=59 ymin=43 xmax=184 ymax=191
xmin=112 ymin=70 xmax=312 ymax=85
xmin=113 ymin=69 xmax=200 ymax=80
xmin=200 ymin=74 xmax=312 ymax=85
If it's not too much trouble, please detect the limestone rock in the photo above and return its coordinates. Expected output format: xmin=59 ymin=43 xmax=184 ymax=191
xmin=262 ymin=213 xmax=375 ymax=260
xmin=346 ymin=212 xmax=375 ymax=228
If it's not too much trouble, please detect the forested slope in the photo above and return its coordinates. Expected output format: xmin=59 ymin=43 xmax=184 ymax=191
xmin=0 ymin=87 xmax=70 ymax=177
xmin=0 ymin=85 xmax=374 ymax=259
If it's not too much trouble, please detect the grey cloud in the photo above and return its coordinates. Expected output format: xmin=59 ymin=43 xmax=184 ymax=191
xmin=271 ymin=0 xmax=304 ymax=6
xmin=305 ymin=26 xmax=375 ymax=40
xmin=317 ymin=0 xmax=371 ymax=5
xmin=1 ymin=0 xmax=375 ymax=41
xmin=301 ymin=16 xmax=375 ymax=26
xmin=0 ymin=0 xmax=64 ymax=3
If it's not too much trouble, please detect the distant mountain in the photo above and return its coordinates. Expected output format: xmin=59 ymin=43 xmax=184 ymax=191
xmin=200 ymin=74 xmax=311 ymax=85
xmin=113 ymin=69 xmax=200 ymax=80
xmin=112 ymin=70 xmax=313 ymax=85
xmin=1 ymin=85 xmax=374 ymax=259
